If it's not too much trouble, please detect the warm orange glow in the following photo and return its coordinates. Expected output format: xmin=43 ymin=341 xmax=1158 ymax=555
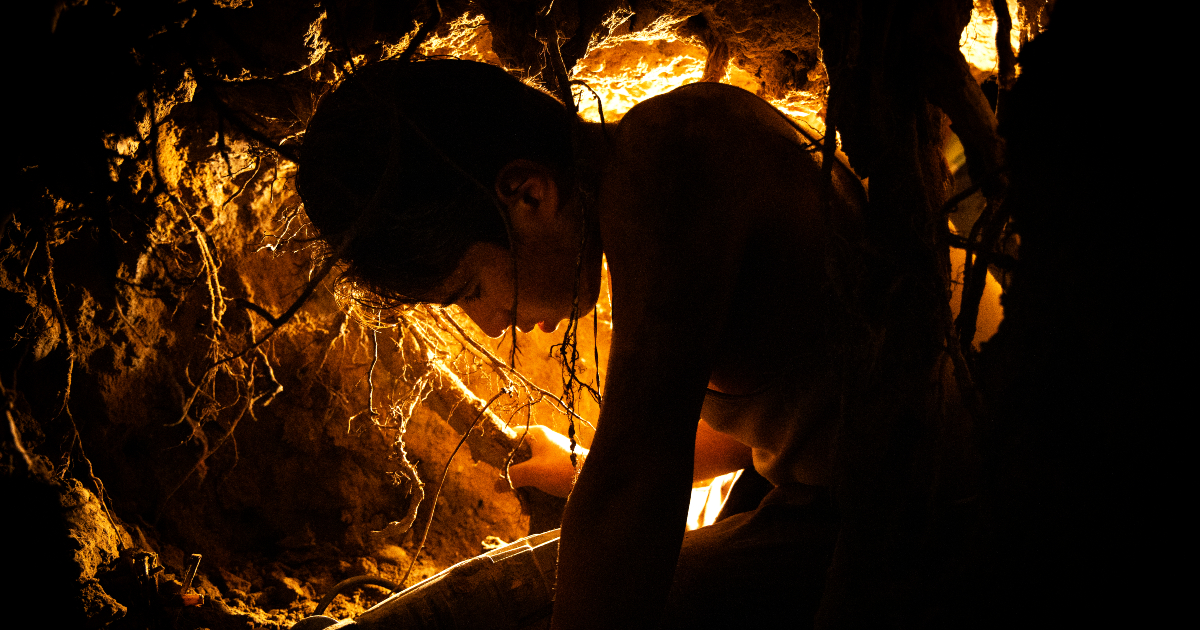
xmin=687 ymin=471 xmax=740 ymax=530
xmin=569 ymin=16 xmax=823 ymax=134
xmin=384 ymin=12 xmax=501 ymax=65
xmin=570 ymin=19 xmax=708 ymax=123
xmin=415 ymin=11 xmax=1006 ymax=519
xmin=948 ymin=221 xmax=1005 ymax=349
xmin=960 ymin=0 xmax=1026 ymax=81
xmin=394 ymin=6 xmax=1018 ymax=151
xmin=420 ymin=13 xmax=501 ymax=64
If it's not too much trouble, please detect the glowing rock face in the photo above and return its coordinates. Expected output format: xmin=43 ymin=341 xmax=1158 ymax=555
xmin=960 ymin=0 xmax=1026 ymax=82
xmin=409 ymin=3 xmax=1022 ymax=139
xmin=571 ymin=37 xmax=709 ymax=123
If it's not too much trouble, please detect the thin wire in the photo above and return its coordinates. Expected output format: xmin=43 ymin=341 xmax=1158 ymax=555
xmin=503 ymin=403 xmax=535 ymax=486
xmin=367 ymin=315 xmax=380 ymax=417
xmin=399 ymin=0 xmax=443 ymax=64
xmin=593 ymin=306 xmax=601 ymax=395
xmin=400 ymin=387 xmax=508 ymax=585
xmin=554 ymin=211 xmax=590 ymax=469
xmin=570 ymin=80 xmax=608 ymax=142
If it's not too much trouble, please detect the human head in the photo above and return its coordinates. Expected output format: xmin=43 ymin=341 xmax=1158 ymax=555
xmin=297 ymin=58 xmax=575 ymax=307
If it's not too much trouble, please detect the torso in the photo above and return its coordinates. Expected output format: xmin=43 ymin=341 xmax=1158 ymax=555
xmin=597 ymin=83 xmax=863 ymax=485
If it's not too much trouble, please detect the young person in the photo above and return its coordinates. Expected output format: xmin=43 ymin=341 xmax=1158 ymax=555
xmin=298 ymin=58 xmax=865 ymax=630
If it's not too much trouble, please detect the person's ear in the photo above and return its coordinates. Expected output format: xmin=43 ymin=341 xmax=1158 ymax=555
xmin=495 ymin=159 xmax=559 ymax=225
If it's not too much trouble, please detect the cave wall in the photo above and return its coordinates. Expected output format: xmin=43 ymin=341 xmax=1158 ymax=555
xmin=5 ymin=3 xmax=534 ymax=628
xmin=3 ymin=1 xmax=1135 ymax=628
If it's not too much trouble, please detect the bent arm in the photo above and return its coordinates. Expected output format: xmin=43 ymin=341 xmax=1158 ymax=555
xmin=552 ymin=313 xmax=712 ymax=630
xmin=550 ymin=96 xmax=755 ymax=630
xmin=692 ymin=419 xmax=753 ymax=482
xmin=507 ymin=420 xmax=751 ymax=498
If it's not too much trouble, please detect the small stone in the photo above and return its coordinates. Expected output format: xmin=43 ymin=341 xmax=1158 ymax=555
xmin=481 ymin=536 xmax=508 ymax=552
xmin=372 ymin=544 xmax=410 ymax=566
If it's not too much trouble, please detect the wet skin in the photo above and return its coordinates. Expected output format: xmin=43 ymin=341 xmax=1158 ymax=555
xmin=439 ymin=83 xmax=862 ymax=629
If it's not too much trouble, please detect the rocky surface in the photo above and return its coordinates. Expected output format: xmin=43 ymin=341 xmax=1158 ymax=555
xmin=5 ymin=1 xmax=1111 ymax=629
xmin=2 ymin=2 xmax=727 ymax=627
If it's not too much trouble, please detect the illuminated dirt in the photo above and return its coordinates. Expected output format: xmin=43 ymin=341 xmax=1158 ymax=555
xmin=1 ymin=1 xmax=1125 ymax=628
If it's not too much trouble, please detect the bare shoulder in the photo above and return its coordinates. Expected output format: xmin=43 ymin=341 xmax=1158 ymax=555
xmin=601 ymin=83 xmax=825 ymax=235
xmin=605 ymin=83 xmax=863 ymax=234
xmin=614 ymin=83 xmax=797 ymax=155
xmin=597 ymin=83 xmax=834 ymax=307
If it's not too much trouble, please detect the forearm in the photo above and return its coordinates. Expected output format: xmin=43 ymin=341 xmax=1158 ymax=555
xmin=551 ymin=445 xmax=694 ymax=630
xmin=547 ymin=214 xmax=731 ymax=627
xmin=509 ymin=420 xmax=747 ymax=498
xmin=692 ymin=419 xmax=753 ymax=482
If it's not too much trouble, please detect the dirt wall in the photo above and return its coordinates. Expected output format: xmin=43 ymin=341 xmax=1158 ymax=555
xmin=3 ymin=2 xmax=1116 ymax=629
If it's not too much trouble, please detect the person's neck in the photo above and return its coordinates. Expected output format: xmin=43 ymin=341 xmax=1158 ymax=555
xmin=566 ymin=119 xmax=608 ymax=310
xmin=571 ymin=120 xmax=610 ymax=193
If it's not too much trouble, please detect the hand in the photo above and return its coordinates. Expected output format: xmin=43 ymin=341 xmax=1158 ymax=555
xmin=506 ymin=425 xmax=587 ymax=498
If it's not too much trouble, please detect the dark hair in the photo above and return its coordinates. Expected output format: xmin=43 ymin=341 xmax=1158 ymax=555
xmin=297 ymin=59 xmax=575 ymax=305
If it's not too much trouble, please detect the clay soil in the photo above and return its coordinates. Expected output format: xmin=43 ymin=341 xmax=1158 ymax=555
xmin=5 ymin=1 xmax=1128 ymax=629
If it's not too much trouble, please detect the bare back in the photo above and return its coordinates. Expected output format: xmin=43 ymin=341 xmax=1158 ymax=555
xmin=601 ymin=82 xmax=860 ymax=412
xmin=553 ymin=83 xmax=862 ymax=630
